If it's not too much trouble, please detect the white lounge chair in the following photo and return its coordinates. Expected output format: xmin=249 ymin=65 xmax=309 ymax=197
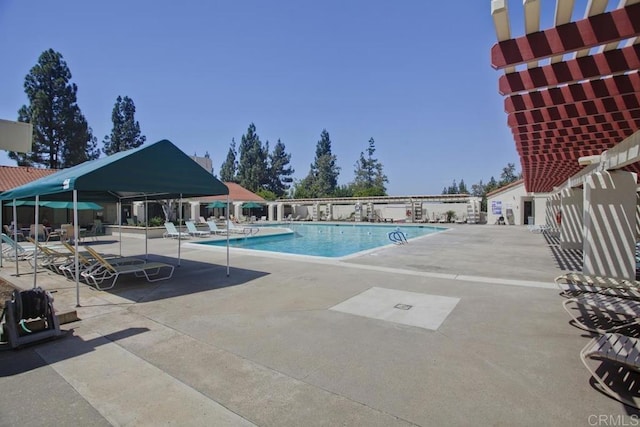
xmin=563 ymin=293 xmax=640 ymax=333
xmin=555 ymin=273 xmax=640 ymax=299
xmin=185 ymin=220 xmax=210 ymax=237
xmin=82 ymin=246 xmax=174 ymax=290
xmin=206 ymin=221 xmax=227 ymax=235
xmin=226 ymin=220 xmax=259 ymax=236
xmin=581 ymin=333 xmax=640 ymax=409
xmin=1 ymin=233 xmax=35 ymax=261
xmin=163 ymin=222 xmax=190 ymax=239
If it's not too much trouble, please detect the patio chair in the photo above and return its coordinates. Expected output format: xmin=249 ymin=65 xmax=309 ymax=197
xmin=555 ymin=273 xmax=640 ymax=299
xmin=206 ymin=221 xmax=227 ymax=235
xmin=3 ymin=224 xmax=24 ymax=241
xmin=163 ymin=222 xmax=190 ymax=239
xmin=26 ymin=237 xmax=74 ymax=273
xmin=581 ymin=333 xmax=640 ymax=409
xmin=81 ymin=246 xmax=174 ymax=291
xmin=562 ymin=293 xmax=640 ymax=333
xmin=29 ymin=224 xmax=48 ymax=241
xmin=1 ymin=233 xmax=35 ymax=261
xmin=226 ymin=220 xmax=259 ymax=236
xmin=185 ymin=220 xmax=210 ymax=237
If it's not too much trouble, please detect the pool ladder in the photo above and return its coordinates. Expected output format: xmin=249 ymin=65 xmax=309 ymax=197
xmin=388 ymin=230 xmax=408 ymax=245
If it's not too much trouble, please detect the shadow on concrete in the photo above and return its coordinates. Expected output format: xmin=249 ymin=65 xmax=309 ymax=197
xmin=81 ymin=254 xmax=270 ymax=304
xmin=0 ymin=327 xmax=149 ymax=377
xmin=543 ymin=230 xmax=583 ymax=272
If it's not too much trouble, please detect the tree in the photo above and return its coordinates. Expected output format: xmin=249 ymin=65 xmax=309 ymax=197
xmin=458 ymin=179 xmax=468 ymax=194
xmin=219 ymin=138 xmax=238 ymax=182
xmin=266 ymin=139 xmax=294 ymax=197
xmin=9 ymin=49 xmax=99 ymax=168
xmin=295 ymin=129 xmax=340 ymax=198
xmin=499 ymin=163 xmax=519 ymax=186
xmin=237 ymin=123 xmax=267 ymax=192
xmin=102 ymin=95 xmax=146 ymax=155
xmin=351 ymin=137 xmax=387 ymax=196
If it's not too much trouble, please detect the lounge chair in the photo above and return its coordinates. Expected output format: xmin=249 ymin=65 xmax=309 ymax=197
xmin=81 ymin=246 xmax=174 ymax=291
xmin=226 ymin=220 xmax=259 ymax=236
xmin=555 ymin=273 xmax=640 ymax=299
xmin=581 ymin=333 xmax=640 ymax=409
xmin=59 ymin=242 xmax=144 ymax=280
xmin=206 ymin=221 xmax=227 ymax=235
xmin=563 ymin=293 xmax=640 ymax=333
xmin=163 ymin=222 xmax=190 ymax=239
xmin=1 ymin=233 xmax=35 ymax=261
xmin=26 ymin=237 xmax=74 ymax=273
xmin=185 ymin=220 xmax=210 ymax=237
xmin=198 ymin=216 xmax=206 ymax=224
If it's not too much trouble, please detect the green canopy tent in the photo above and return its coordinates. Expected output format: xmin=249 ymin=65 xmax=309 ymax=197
xmin=0 ymin=140 xmax=230 ymax=306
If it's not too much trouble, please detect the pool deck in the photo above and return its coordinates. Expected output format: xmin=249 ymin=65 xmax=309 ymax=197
xmin=1 ymin=223 xmax=637 ymax=425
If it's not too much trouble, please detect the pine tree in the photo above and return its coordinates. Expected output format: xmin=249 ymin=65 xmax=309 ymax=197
xmin=266 ymin=139 xmax=294 ymax=197
xmin=351 ymin=137 xmax=387 ymax=196
xmin=103 ymin=95 xmax=146 ymax=155
xmin=9 ymin=49 xmax=98 ymax=168
xmin=237 ymin=123 xmax=267 ymax=192
xmin=458 ymin=179 xmax=468 ymax=194
xmin=296 ymin=129 xmax=340 ymax=198
xmin=219 ymin=138 xmax=238 ymax=182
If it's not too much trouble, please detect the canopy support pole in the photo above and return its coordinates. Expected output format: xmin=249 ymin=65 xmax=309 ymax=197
xmin=73 ymin=190 xmax=80 ymax=307
xmin=13 ymin=201 xmax=18 ymax=276
xmin=117 ymin=200 xmax=122 ymax=256
xmin=33 ymin=195 xmax=39 ymax=289
xmin=144 ymin=197 xmax=148 ymax=260
xmin=178 ymin=195 xmax=182 ymax=267
xmin=226 ymin=196 xmax=230 ymax=277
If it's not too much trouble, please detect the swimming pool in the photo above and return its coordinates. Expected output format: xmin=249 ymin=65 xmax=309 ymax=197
xmin=196 ymin=223 xmax=446 ymax=258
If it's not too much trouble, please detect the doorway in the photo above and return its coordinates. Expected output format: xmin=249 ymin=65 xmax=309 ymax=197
xmin=523 ymin=200 xmax=533 ymax=224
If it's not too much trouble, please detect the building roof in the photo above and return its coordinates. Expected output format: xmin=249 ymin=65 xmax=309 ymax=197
xmin=491 ymin=2 xmax=640 ymax=192
xmin=486 ymin=179 xmax=524 ymax=197
xmin=0 ymin=165 xmax=57 ymax=192
xmin=196 ymin=182 xmax=265 ymax=203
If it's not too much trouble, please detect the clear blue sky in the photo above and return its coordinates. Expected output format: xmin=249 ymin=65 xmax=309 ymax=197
xmin=0 ymin=0 xmax=567 ymax=195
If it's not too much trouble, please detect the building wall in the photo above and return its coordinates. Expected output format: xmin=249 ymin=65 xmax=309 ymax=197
xmin=486 ymin=183 xmax=550 ymax=225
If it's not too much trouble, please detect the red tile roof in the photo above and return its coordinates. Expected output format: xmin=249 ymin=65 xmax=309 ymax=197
xmin=196 ymin=182 xmax=266 ymax=203
xmin=0 ymin=166 xmax=57 ymax=192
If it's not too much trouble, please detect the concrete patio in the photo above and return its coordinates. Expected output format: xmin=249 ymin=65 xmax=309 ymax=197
xmin=0 ymin=224 xmax=637 ymax=426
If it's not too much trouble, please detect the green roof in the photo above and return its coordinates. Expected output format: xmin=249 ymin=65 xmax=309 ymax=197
xmin=0 ymin=140 xmax=228 ymax=201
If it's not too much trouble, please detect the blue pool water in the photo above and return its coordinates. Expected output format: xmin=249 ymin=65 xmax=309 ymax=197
xmin=197 ymin=223 xmax=446 ymax=258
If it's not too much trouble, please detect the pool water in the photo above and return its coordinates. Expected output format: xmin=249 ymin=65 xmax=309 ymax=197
xmin=197 ymin=223 xmax=445 ymax=258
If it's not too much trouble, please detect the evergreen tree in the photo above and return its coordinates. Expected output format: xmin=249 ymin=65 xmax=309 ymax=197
xmin=237 ymin=123 xmax=267 ymax=192
xmin=295 ymin=129 xmax=340 ymax=198
xmin=499 ymin=163 xmax=519 ymax=186
xmin=351 ymin=137 xmax=387 ymax=196
xmin=219 ymin=138 xmax=238 ymax=182
xmin=9 ymin=49 xmax=98 ymax=168
xmin=266 ymin=139 xmax=294 ymax=197
xmin=103 ymin=95 xmax=146 ymax=155
xmin=458 ymin=179 xmax=468 ymax=194
xmin=471 ymin=180 xmax=485 ymax=197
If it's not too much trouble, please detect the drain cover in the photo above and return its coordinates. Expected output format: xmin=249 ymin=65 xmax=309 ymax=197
xmin=394 ymin=303 xmax=412 ymax=310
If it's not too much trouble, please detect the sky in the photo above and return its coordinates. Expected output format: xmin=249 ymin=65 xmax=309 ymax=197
xmin=0 ymin=1 xmax=586 ymax=195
